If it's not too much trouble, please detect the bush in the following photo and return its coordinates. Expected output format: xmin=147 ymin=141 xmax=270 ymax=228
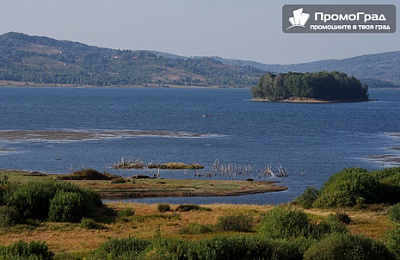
xmin=118 ymin=208 xmax=135 ymax=218
xmin=179 ymin=222 xmax=214 ymax=234
xmin=139 ymin=238 xmax=190 ymax=260
xmin=191 ymin=235 xmax=311 ymax=260
xmin=175 ymin=204 xmax=211 ymax=212
xmin=310 ymin=217 xmax=348 ymax=239
xmin=192 ymin=235 xmax=274 ymax=260
xmin=0 ymin=240 xmax=54 ymax=260
xmin=389 ymin=203 xmax=400 ymax=223
xmin=91 ymin=236 xmax=150 ymax=259
xmin=260 ymin=206 xmax=311 ymax=239
xmin=313 ymin=168 xmax=381 ymax=208
xmin=384 ymin=226 xmax=400 ymax=259
xmin=157 ymin=203 xmax=171 ymax=212
xmin=80 ymin=218 xmax=99 ymax=229
xmin=48 ymin=191 xmax=84 ymax=222
xmin=215 ymin=213 xmax=253 ymax=232
xmin=0 ymin=205 xmax=20 ymax=227
xmin=303 ymin=233 xmax=394 ymax=260
xmin=330 ymin=212 xmax=352 ymax=225
xmin=6 ymin=181 xmax=102 ymax=221
xmin=293 ymin=186 xmax=319 ymax=209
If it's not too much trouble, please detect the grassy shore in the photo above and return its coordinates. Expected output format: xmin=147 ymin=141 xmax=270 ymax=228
xmin=0 ymin=169 xmax=396 ymax=258
xmin=0 ymin=170 xmax=287 ymax=198
xmin=0 ymin=202 xmax=394 ymax=258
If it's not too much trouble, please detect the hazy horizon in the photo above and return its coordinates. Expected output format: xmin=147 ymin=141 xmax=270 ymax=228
xmin=0 ymin=0 xmax=398 ymax=65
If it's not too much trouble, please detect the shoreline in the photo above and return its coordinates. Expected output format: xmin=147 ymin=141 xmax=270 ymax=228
xmin=253 ymin=97 xmax=373 ymax=103
xmin=0 ymin=170 xmax=288 ymax=199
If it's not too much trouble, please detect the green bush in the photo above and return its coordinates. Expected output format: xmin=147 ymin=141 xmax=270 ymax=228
xmin=190 ymin=235 xmax=311 ymax=260
xmin=260 ymin=206 xmax=311 ymax=239
xmin=6 ymin=181 xmax=102 ymax=221
xmin=175 ymin=204 xmax=211 ymax=212
xmin=48 ymin=191 xmax=84 ymax=222
xmin=179 ymin=222 xmax=213 ymax=234
xmin=215 ymin=213 xmax=253 ymax=232
xmin=293 ymin=186 xmax=319 ymax=209
xmin=0 ymin=240 xmax=54 ymax=260
xmin=310 ymin=217 xmax=348 ymax=239
xmin=157 ymin=203 xmax=171 ymax=212
xmin=80 ymin=218 xmax=99 ymax=229
xmin=91 ymin=236 xmax=150 ymax=259
xmin=313 ymin=168 xmax=381 ymax=208
xmin=118 ymin=208 xmax=135 ymax=218
xmin=384 ymin=225 xmax=400 ymax=259
xmin=139 ymin=238 xmax=190 ymax=260
xmin=389 ymin=203 xmax=400 ymax=223
xmin=0 ymin=205 xmax=20 ymax=227
xmin=191 ymin=235 xmax=274 ymax=260
xmin=0 ymin=175 xmax=10 ymax=205
xmin=329 ymin=212 xmax=352 ymax=225
xmin=303 ymin=233 xmax=394 ymax=260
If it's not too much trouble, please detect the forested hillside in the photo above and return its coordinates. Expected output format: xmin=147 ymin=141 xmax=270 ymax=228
xmin=0 ymin=32 xmax=264 ymax=87
xmin=215 ymin=52 xmax=400 ymax=88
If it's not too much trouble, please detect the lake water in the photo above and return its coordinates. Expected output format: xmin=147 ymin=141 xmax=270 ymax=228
xmin=0 ymin=86 xmax=399 ymax=204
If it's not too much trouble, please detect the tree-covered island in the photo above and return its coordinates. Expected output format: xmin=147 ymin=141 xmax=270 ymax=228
xmin=252 ymin=71 xmax=369 ymax=102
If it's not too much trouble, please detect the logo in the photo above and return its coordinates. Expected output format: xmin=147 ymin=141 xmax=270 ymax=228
xmin=282 ymin=5 xmax=396 ymax=33
xmin=287 ymin=8 xmax=310 ymax=29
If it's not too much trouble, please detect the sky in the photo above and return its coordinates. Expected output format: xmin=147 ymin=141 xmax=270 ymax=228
xmin=0 ymin=0 xmax=398 ymax=64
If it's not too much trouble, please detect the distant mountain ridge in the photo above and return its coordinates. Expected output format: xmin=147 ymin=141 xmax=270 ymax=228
xmin=212 ymin=52 xmax=400 ymax=88
xmin=0 ymin=32 xmax=398 ymax=87
xmin=0 ymin=32 xmax=264 ymax=87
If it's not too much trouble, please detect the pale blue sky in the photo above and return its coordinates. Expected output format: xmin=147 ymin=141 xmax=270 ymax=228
xmin=0 ymin=0 xmax=398 ymax=64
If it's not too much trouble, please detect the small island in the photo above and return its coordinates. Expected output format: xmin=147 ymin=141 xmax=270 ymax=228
xmin=252 ymin=71 xmax=369 ymax=102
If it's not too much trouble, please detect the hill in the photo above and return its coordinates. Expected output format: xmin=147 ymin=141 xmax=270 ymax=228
xmin=0 ymin=32 xmax=398 ymax=88
xmin=215 ymin=52 xmax=400 ymax=88
xmin=0 ymin=32 xmax=264 ymax=87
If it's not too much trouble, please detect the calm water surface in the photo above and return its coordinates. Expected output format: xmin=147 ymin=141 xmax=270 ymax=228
xmin=0 ymin=86 xmax=399 ymax=204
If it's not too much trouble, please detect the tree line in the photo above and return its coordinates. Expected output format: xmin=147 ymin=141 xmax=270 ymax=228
xmin=252 ymin=71 xmax=369 ymax=101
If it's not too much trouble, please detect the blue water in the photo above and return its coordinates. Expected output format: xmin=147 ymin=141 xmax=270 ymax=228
xmin=0 ymin=86 xmax=399 ymax=204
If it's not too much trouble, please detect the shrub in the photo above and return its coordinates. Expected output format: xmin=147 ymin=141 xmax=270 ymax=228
xmin=175 ymin=204 xmax=211 ymax=212
xmin=190 ymin=235 xmax=311 ymax=260
xmin=48 ymin=190 xmax=84 ymax=222
xmin=384 ymin=226 xmax=400 ymax=259
xmin=118 ymin=208 xmax=135 ymax=218
xmin=303 ymin=233 xmax=394 ymax=260
xmin=389 ymin=203 xmax=400 ymax=223
xmin=91 ymin=236 xmax=150 ymax=259
xmin=157 ymin=203 xmax=171 ymax=212
xmin=310 ymin=217 xmax=348 ymax=239
xmin=215 ymin=213 xmax=253 ymax=232
xmin=313 ymin=168 xmax=381 ymax=208
xmin=330 ymin=212 xmax=352 ymax=225
xmin=0 ymin=175 xmax=10 ymax=205
xmin=7 ymin=181 xmax=102 ymax=221
xmin=293 ymin=186 xmax=319 ymax=209
xmin=179 ymin=222 xmax=214 ymax=234
xmin=260 ymin=206 xmax=311 ymax=239
xmin=139 ymin=238 xmax=190 ymax=260
xmin=192 ymin=235 xmax=274 ymax=260
xmin=0 ymin=205 xmax=20 ymax=227
xmin=80 ymin=218 xmax=98 ymax=229
xmin=0 ymin=240 xmax=54 ymax=260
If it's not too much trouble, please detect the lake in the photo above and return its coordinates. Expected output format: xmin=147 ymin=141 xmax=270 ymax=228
xmin=0 ymin=86 xmax=399 ymax=204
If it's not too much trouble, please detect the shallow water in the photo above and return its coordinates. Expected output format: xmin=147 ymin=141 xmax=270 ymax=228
xmin=0 ymin=86 xmax=399 ymax=204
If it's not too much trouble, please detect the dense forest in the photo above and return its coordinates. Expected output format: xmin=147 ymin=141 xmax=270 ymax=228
xmin=0 ymin=32 xmax=264 ymax=87
xmin=252 ymin=71 xmax=369 ymax=101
